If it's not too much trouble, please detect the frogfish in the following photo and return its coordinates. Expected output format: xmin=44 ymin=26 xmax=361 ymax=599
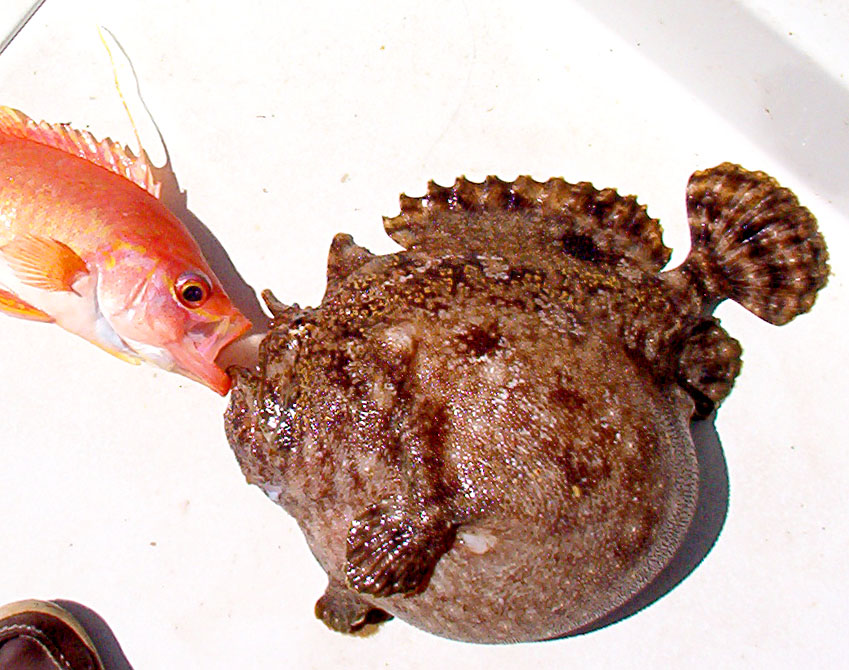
xmin=225 ymin=163 xmax=828 ymax=642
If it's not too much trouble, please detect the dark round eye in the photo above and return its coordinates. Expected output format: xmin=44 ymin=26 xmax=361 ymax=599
xmin=176 ymin=273 xmax=211 ymax=308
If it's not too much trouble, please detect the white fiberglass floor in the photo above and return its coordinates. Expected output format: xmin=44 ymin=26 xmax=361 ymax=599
xmin=0 ymin=2 xmax=846 ymax=668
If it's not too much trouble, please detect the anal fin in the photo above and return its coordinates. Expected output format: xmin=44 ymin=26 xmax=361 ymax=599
xmin=0 ymin=287 xmax=53 ymax=322
xmin=677 ymin=318 xmax=742 ymax=419
xmin=346 ymin=498 xmax=455 ymax=597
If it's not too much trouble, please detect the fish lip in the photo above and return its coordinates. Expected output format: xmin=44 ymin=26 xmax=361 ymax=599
xmin=198 ymin=313 xmax=253 ymax=362
xmin=172 ymin=313 xmax=253 ymax=395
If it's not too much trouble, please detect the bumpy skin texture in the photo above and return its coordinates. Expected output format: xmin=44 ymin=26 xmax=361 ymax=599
xmin=225 ymin=164 xmax=828 ymax=643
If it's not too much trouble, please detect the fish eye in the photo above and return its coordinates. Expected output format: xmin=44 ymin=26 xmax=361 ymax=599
xmin=175 ymin=272 xmax=211 ymax=308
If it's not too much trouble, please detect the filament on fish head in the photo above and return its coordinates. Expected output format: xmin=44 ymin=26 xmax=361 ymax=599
xmin=97 ymin=25 xmax=166 ymax=167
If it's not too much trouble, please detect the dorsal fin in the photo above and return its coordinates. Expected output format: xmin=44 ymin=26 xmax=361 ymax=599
xmin=0 ymin=106 xmax=160 ymax=198
xmin=383 ymin=175 xmax=671 ymax=274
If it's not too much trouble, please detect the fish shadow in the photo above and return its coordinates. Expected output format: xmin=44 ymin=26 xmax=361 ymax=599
xmin=566 ymin=414 xmax=729 ymax=636
xmin=152 ymin=160 xmax=269 ymax=336
xmin=102 ymin=26 xmax=268 ymax=339
xmin=53 ymin=600 xmax=135 ymax=670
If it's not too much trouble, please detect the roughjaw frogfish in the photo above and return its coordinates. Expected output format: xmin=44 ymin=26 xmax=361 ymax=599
xmin=0 ymin=107 xmax=251 ymax=394
xmin=225 ymin=163 xmax=828 ymax=642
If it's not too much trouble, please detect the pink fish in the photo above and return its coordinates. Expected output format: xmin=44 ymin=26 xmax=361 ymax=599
xmin=0 ymin=106 xmax=251 ymax=394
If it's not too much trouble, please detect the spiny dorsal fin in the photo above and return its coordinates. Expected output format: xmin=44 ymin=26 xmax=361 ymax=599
xmin=326 ymin=233 xmax=376 ymax=285
xmin=0 ymin=106 xmax=160 ymax=198
xmin=384 ymin=175 xmax=671 ymax=274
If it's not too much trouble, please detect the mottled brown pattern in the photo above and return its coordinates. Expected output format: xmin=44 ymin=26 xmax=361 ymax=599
xmin=224 ymin=163 xmax=828 ymax=643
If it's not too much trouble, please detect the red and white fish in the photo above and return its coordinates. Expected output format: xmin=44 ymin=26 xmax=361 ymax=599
xmin=0 ymin=106 xmax=251 ymax=394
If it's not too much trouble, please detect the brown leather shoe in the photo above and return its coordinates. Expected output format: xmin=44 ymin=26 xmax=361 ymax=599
xmin=0 ymin=600 xmax=104 ymax=670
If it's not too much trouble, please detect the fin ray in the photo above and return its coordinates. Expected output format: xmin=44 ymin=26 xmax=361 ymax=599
xmin=346 ymin=499 xmax=454 ymax=597
xmin=0 ymin=234 xmax=89 ymax=292
xmin=682 ymin=163 xmax=829 ymax=325
xmin=0 ymin=287 xmax=53 ymax=322
xmin=0 ymin=106 xmax=160 ymax=198
xmin=384 ymin=175 xmax=671 ymax=274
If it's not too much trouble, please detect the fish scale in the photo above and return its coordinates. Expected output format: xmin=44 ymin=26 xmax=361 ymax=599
xmin=0 ymin=106 xmax=251 ymax=393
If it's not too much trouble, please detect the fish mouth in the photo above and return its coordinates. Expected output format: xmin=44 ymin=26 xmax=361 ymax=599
xmin=170 ymin=312 xmax=253 ymax=395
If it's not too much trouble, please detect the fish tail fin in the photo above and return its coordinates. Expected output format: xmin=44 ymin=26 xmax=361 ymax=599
xmin=681 ymin=163 xmax=828 ymax=325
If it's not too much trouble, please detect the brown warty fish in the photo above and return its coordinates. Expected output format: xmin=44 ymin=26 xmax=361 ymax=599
xmin=225 ymin=163 xmax=828 ymax=643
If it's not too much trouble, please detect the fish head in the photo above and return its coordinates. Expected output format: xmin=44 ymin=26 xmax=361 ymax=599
xmin=99 ymin=255 xmax=252 ymax=395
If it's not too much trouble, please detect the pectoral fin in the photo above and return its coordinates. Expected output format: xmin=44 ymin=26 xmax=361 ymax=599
xmin=346 ymin=498 xmax=455 ymax=597
xmin=0 ymin=287 xmax=54 ymax=322
xmin=0 ymin=235 xmax=89 ymax=293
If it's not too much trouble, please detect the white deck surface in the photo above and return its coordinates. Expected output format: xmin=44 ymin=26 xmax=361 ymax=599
xmin=0 ymin=1 xmax=846 ymax=668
